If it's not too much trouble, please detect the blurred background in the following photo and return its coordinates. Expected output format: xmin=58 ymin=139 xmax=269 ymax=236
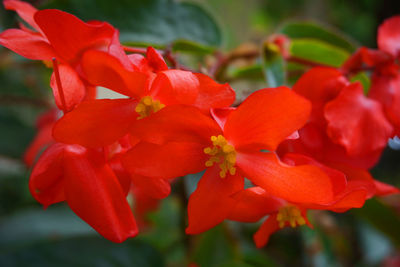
xmin=0 ymin=0 xmax=400 ymax=266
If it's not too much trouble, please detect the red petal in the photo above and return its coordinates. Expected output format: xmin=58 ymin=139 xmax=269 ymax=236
xmin=29 ymin=143 xmax=66 ymax=207
xmin=282 ymin=153 xmax=347 ymax=195
xmin=50 ymin=63 xmax=86 ymax=112
xmin=146 ymin=46 xmax=168 ymax=72
xmin=53 ymin=99 xmax=138 ymax=148
xmin=325 ymin=82 xmax=394 ymax=156
xmin=253 ymin=215 xmax=280 ymax=248
xmin=4 ymin=0 xmax=40 ymax=30
xmin=150 ymin=70 xmax=199 ymax=105
xmin=63 ymin=145 xmax=138 ymax=243
xmin=0 ymin=29 xmax=55 ymax=60
xmin=210 ymin=107 xmax=235 ymax=130
xmin=34 ymin=9 xmax=115 ymax=63
xmin=236 ymin=151 xmax=336 ymax=204
xmin=228 ymin=187 xmax=284 ymax=222
xmin=342 ymin=47 xmax=392 ymax=72
xmin=129 ymin=105 xmax=221 ymax=145
xmin=224 ymin=87 xmax=311 ymax=151
xmin=131 ymin=174 xmax=171 ymax=199
xmin=293 ymin=67 xmax=347 ymax=123
xmin=186 ymin=165 xmax=244 ymax=234
xmin=378 ymin=15 xmax=400 ymax=58
xmin=81 ymin=50 xmax=148 ymax=98
xmin=122 ymin=141 xmax=207 ymax=179
xmin=374 ymin=180 xmax=400 ymax=196
xmin=369 ymin=70 xmax=400 ymax=135
xmin=192 ymin=73 xmax=235 ymax=113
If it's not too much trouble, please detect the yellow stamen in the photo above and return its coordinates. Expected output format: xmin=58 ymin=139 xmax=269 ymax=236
xmin=203 ymin=135 xmax=237 ymax=178
xmin=135 ymin=96 xmax=165 ymax=119
xmin=276 ymin=205 xmax=306 ymax=228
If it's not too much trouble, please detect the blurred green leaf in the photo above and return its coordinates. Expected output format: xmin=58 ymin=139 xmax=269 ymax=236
xmin=0 ymin=107 xmax=35 ymax=158
xmin=43 ymin=0 xmax=222 ymax=47
xmin=289 ymin=39 xmax=350 ymax=67
xmin=140 ymin=197 xmax=182 ymax=251
xmin=0 ymin=236 xmax=165 ymax=267
xmin=353 ymin=198 xmax=400 ymax=246
xmin=191 ymin=224 xmax=238 ymax=267
xmin=350 ymin=72 xmax=371 ymax=95
xmin=0 ymin=205 xmax=95 ymax=247
xmin=280 ymin=21 xmax=357 ymax=52
xmin=262 ymin=42 xmax=286 ymax=87
xmin=230 ymin=64 xmax=264 ymax=81
xmin=172 ymin=40 xmax=216 ymax=54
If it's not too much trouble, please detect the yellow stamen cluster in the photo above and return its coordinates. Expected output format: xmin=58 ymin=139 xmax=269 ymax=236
xmin=135 ymin=96 xmax=165 ymax=119
xmin=276 ymin=205 xmax=306 ymax=228
xmin=204 ymin=135 xmax=236 ymax=178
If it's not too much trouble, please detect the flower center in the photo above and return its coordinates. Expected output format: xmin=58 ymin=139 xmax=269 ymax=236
xmin=276 ymin=205 xmax=306 ymax=228
xmin=203 ymin=135 xmax=236 ymax=178
xmin=135 ymin=96 xmax=165 ymax=119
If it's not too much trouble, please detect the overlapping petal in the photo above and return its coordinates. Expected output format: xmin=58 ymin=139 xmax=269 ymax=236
xmin=63 ymin=145 xmax=138 ymax=243
xmin=122 ymin=141 xmax=208 ymax=179
xmin=324 ymin=82 xmax=394 ymax=156
xmin=0 ymin=29 xmax=55 ymax=60
xmin=53 ymin=98 xmax=138 ymax=148
xmin=186 ymin=165 xmax=243 ymax=234
xmin=130 ymin=105 xmax=222 ymax=145
xmin=81 ymin=50 xmax=149 ymax=98
xmin=50 ymin=63 xmax=86 ymax=112
xmin=34 ymin=9 xmax=115 ymax=63
xmin=236 ymin=151 xmax=340 ymax=204
xmin=224 ymin=87 xmax=311 ymax=151
xmin=293 ymin=67 xmax=347 ymax=122
xmin=228 ymin=187 xmax=284 ymax=222
xmin=29 ymin=143 xmax=65 ymax=207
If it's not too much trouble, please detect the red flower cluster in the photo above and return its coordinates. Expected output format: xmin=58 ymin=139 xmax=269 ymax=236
xmin=1 ymin=0 xmax=398 ymax=246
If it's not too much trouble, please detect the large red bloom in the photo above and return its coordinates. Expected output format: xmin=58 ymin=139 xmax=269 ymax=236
xmin=52 ymin=48 xmax=235 ymax=148
xmin=0 ymin=0 xmax=124 ymax=111
xmin=120 ymin=87 xmax=346 ymax=234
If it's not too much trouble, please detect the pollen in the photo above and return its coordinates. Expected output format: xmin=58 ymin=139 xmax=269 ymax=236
xmin=276 ymin=205 xmax=306 ymax=228
xmin=203 ymin=135 xmax=237 ymax=178
xmin=135 ymin=96 xmax=165 ymax=119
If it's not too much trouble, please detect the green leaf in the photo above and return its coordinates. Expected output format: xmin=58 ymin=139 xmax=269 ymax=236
xmin=289 ymin=39 xmax=350 ymax=67
xmin=43 ymin=0 xmax=222 ymax=47
xmin=261 ymin=42 xmax=286 ymax=87
xmin=280 ymin=21 xmax=357 ymax=52
xmin=229 ymin=64 xmax=264 ymax=81
xmin=350 ymin=72 xmax=371 ymax=95
xmin=191 ymin=224 xmax=238 ymax=267
xmin=353 ymin=198 xmax=400 ymax=246
xmin=0 ymin=106 xmax=35 ymax=158
xmin=0 ymin=205 xmax=95 ymax=247
xmin=0 ymin=236 xmax=165 ymax=267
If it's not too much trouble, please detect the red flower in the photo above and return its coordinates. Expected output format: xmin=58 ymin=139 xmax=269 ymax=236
xmin=121 ymin=87 xmax=346 ymax=234
xmin=343 ymin=16 xmax=400 ymax=135
xmin=281 ymin=67 xmax=393 ymax=169
xmin=52 ymin=48 xmax=235 ymax=148
xmin=228 ymin=153 xmax=396 ymax=248
xmin=29 ymin=142 xmax=138 ymax=242
xmin=0 ymin=0 xmax=124 ymax=111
